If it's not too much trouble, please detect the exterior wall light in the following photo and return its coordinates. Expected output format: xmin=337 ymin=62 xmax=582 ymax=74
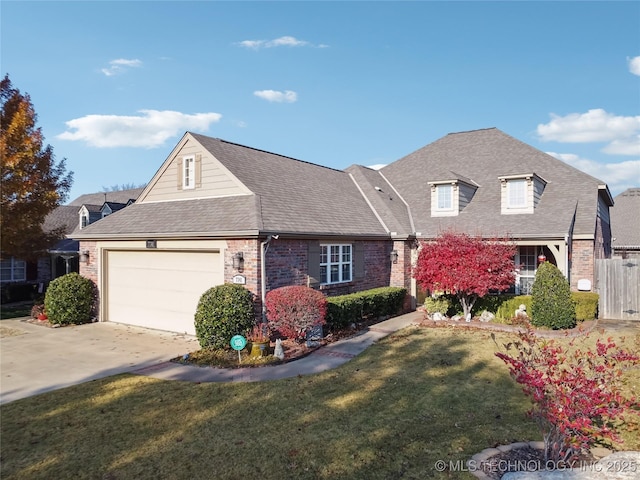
xmin=233 ymin=252 xmax=244 ymax=270
xmin=80 ymin=250 xmax=90 ymax=263
xmin=390 ymin=250 xmax=399 ymax=264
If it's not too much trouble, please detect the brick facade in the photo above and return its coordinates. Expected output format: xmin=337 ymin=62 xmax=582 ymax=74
xmin=78 ymin=241 xmax=98 ymax=284
xmin=570 ymin=239 xmax=594 ymax=290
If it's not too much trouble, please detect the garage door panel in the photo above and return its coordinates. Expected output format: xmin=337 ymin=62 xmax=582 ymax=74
xmin=106 ymin=250 xmax=223 ymax=335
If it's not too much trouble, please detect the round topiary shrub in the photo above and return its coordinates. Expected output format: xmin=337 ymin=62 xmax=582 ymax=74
xmin=266 ymin=285 xmax=327 ymax=340
xmin=44 ymin=273 xmax=96 ymax=325
xmin=194 ymin=283 xmax=256 ymax=349
xmin=531 ymin=262 xmax=576 ymax=330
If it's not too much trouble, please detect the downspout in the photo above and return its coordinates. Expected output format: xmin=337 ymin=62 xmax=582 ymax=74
xmin=260 ymin=235 xmax=278 ymax=323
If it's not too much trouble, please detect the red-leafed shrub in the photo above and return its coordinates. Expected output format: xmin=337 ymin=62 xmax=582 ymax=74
xmin=266 ymin=286 xmax=327 ymax=340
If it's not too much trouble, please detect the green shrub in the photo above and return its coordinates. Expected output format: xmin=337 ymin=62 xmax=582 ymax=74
xmin=424 ymin=294 xmax=453 ymax=316
xmin=572 ymin=292 xmax=599 ymax=321
xmin=194 ymin=283 xmax=256 ymax=349
xmin=531 ymin=262 xmax=576 ymax=329
xmin=326 ymin=287 xmax=406 ymax=329
xmin=495 ymin=295 xmax=532 ymax=322
xmin=44 ymin=273 xmax=96 ymax=325
xmin=474 ymin=295 xmax=510 ymax=316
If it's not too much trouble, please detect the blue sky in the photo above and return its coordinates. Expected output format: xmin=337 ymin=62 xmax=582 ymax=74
xmin=3 ymin=1 xmax=639 ymax=201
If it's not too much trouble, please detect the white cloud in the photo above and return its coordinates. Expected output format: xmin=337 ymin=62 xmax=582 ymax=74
xmin=101 ymin=58 xmax=142 ymax=76
xmin=254 ymin=90 xmax=298 ymax=103
xmin=547 ymin=152 xmax=640 ymax=194
xmin=537 ymin=109 xmax=640 ymax=155
xmin=367 ymin=164 xmax=386 ymax=170
xmin=628 ymin=56 xmax=640 ymax=76
xmin=57 ymin=110 xmax=222 ymax=148
xmin=238 ymin=36 xmax=323 ymax=50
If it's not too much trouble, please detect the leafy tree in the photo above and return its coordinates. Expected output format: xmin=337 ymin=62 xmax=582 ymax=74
xmin=1 ymin=74 xmax=72 ymax=260
xmin=414 ymin=231 xmax=516 ymax=318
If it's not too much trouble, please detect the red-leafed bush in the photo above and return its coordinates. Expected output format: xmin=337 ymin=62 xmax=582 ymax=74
xmin=266 ymin=286 xmax=327 ymax=340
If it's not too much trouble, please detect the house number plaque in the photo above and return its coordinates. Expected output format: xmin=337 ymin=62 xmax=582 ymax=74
xmin=232 ymin=275 xmax=246 ymax=285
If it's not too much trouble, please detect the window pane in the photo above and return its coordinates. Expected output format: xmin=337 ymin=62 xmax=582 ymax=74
xmin=331 ymin=246 xmax=340 ymax=263
xmin=342 ymin=263 xmax=351 ymax=281
xmin=509 ymin=180 xmax=526 ymax=207
xmin=320 ymin=266 xmax=327 ymax=284
xmin=342 ymin=245 xmax=351 ymax=262
xmin=320 ymin=246 xmax=327 ymax=264
xmin=330 ymin=265 xmax=339 ymax=282
xmin=437 ymin=185 xmax=452 ymax=209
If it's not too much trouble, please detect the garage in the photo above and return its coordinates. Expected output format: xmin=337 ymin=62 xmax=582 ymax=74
xmin=105 ymin=250 xmax=223 ymax=335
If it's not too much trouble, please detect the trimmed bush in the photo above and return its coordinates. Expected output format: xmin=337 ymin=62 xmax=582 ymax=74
xmin=495 ymin=295 xmax=532 ymax=322
xmin=572 ymin=292 xmax=599 ymax=321
xmin=266 ymin=286 xmax=327 ymax=340
xmin=194 ymin=283 xmax=256 ymax=349
xmin=325 ymin=287 xmax=407 ymax=329
xmin=424 ymin=294 xmax=453 ymax=316
xmin=44 ymin=273 xmax=96 ymax=325
xmin=531 ymin=262 xmax=576 ymax=329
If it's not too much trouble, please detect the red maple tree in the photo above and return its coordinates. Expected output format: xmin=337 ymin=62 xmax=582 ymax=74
xmin=414 ymin=231 xmax=516 ymax=318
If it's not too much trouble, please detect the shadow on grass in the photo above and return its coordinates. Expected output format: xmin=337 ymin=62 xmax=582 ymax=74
xmin=0 ymin=327 xmax=540 ymax=479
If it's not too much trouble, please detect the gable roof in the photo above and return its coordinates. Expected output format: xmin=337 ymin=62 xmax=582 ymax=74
xmin=73 ymin=133 xmax=388 ymax=239
xmin=611 ymin=188 xmax=640 ymax=249
xmin=379 ymin=128 xmax=607 ymax=238
xmin=67 ymin=188 xmax=144 ymax=206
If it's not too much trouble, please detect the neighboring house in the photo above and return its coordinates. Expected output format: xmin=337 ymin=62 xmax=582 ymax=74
xmin=72 ymin=128 xmax=613 ymax=335
xmin=39 ymin=189 xmax=142 ymax=283
xmin=610 ymin=188 xmax=640 ymax=258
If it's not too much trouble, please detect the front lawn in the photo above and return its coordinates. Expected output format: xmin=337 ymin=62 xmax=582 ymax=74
xmin=1 ymin=326 xmax=638 ymax=479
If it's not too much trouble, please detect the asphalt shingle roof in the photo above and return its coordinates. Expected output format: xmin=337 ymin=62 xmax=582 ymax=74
xmin=380 ymin=128 xmax=605 ymax=238
xmin=611 ymin=188 xmax=640 ymax=249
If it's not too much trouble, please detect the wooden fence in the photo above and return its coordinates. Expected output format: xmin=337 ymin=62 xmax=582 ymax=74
xmin=594 ymin=258 xmax=640 ymax=321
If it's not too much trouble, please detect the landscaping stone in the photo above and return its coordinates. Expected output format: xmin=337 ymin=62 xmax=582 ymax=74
xmin=480 ymin=311 xmax=495 ymax=322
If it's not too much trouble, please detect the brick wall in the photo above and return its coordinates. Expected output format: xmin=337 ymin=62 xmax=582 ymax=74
xmin=570 ymin=239 xmax=594 ymax=290
xmin=78 ymin=241 xmax=98 ymax=284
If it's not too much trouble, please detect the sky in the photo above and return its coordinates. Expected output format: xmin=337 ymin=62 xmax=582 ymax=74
xmin=2 ymin=1 xmax=639 ymax=202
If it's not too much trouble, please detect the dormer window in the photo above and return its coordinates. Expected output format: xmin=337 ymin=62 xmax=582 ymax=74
xmin=81 ymin=213 xmax=89 ymax=228
xmin=507 ymin=179 xmax=527 ymax=208
xmin=436 ymin=184 xmax=453 ymax=211
xmin=428 ymin=176 xmax=478 ymax=217
xmin=499 ymin=173 xmax=547 ymax=214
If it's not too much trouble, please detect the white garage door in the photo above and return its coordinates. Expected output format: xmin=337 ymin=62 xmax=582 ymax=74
xmin=106 ymin=250 xmax=223 ymax=335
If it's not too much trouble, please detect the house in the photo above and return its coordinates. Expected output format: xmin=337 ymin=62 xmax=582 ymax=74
xmin=1 ymin=189 xmax=141 ymax=303
xmin=610 ymin=188 xmax=640 ymax=258
xmin=72 ymin=128 xmax=613 ymax=335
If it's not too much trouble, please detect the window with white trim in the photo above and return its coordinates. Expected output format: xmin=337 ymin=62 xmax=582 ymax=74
xmin=1 ymin=257 xmax=26 ymax=282
xmin=183 ymin=155 xmax=195 ymax=189
xmin=515 ymin=246 xmax=536 ymax=294
xmin=436 ymin=184 xmax=453 ymax=210
xmin=320 ymin=244 xmax=352 ymax=284
xmin=507 ymin=179 xmax=527 ymax=208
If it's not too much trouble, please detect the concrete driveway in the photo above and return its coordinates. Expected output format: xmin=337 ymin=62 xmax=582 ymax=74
xmin=0 ymin=318 xmax=199 ymax=405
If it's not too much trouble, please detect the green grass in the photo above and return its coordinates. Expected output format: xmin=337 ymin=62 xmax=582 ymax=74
xmin=1 ymin=326 xmax=638 ymax=480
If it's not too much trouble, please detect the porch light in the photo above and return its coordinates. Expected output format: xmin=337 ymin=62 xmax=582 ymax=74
xmin=537 ymin=251 xmax=546 ymax=263
xmin=232 ymin=252 xmax=244 ymax=270
xmin=79 ymin=250 xmax=90 ymax=263
xmin=390 ymin=250 xmax=399 ymax=264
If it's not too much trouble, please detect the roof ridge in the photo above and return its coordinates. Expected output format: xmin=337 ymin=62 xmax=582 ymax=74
xmin=189 ymin=132 xmax=345 ymax=173
xmin=446 ymin=127 xmax=497 ymax=136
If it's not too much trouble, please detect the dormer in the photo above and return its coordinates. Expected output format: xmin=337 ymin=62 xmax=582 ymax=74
xmin=101 ymin=201 xmax=128 ymax=218
xmin=428 ymin=176 xmax=478 ymax=217
xmin=499 ymin=173 xmax=547 ymax=215
xmin=78 ymin=204 xmax=101 ymax=229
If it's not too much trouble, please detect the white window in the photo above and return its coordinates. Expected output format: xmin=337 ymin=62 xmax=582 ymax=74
xmin=507 ymin=179 xmax=527 ymax=208
xmin=320 ymin=244 xmax=352 ymax=284
xmin=436 ymin=184 xmax=453 ymax=210
xmin=515 ymin=246 xmax=536 ymax=294
xmin=183 ymin=155 xmax=195 ymax=189
xmin=1 ymin=257 xmax=26 ymax=282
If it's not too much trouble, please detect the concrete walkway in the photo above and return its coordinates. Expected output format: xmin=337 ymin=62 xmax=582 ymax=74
xmin=133 ymin=311 xmax=424 ymax=383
